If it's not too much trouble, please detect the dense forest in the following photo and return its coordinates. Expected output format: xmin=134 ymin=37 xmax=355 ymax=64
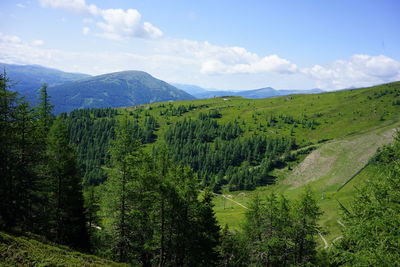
xmin=1 ymin=72 xmax=400 ymax=266
xmin=64 ymin=106 xmax=299 ymax=191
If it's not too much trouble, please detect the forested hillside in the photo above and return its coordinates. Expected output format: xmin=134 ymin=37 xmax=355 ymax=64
xmin=49 ymin=70 xmax=195 ymax=113
xmin=64 ymin=81 xmax=400 ymax=191
xmin=1 ymin=63 xmax=195 ymax=113
xmin=1 ymin=70 xmax=399 ymax=266
xmin=0 ymin=62 xmax=90 ymax=105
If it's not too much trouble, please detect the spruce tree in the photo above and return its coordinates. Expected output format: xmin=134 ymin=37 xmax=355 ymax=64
xmin=0 ymin=71 xmax=18 ymax=230
xmin=45 ymin=117 xmax=89 ymax=251
xmin=100 ymin=116 xmax=147 ymax=263
xmin=291 ymin=187 xmax=322 ymax=265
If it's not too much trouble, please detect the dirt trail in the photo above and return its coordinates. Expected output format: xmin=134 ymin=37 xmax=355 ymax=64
xmin=211 ymin=192 xmax=249 ymax=209
xmin=211 ymin=192 xmax=331 ymax=248
xmin=282 ymin=123 xmax=399 ymax=189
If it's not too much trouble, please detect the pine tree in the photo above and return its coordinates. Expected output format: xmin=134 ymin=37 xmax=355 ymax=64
xmin=37 ymin=83 xmax=53 ymax=131
xmin=45 ymin=117 xmax=89 ymax=251
xmin=100 ymin=116 xmax=149 ymax=263
xmin=13 ymin=97 xmax=39 ymax=230
xmin=190 ymin=189 xmax=221 ymax=266
xmin=218 ymin=225 xmax=249 ymax=267
xmin=0 ymin=71 xmax=18 ymax=230
xmin=291 ymin=187 xmax=322 ymax=265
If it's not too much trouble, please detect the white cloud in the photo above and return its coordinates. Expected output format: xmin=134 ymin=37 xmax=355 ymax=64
xmin=302 ymin=54 xmax=400 ymax=89
xmin=82 ymin=18 xmax=93 ymax=24
xmin=96 ymin=8 xmax=162 ymax=39
xmin=82 ymin=27 xmax=90 ymax=35
xmin=39 ymin=0 xmax=162 ymax=39
xmin=2 ymin=32 xmax=399 ymax=91
xmin=0 ymin=32 xmax=195 ymax=78
xmin=16 ymin=3 xmax=27 ymax=8
xmin=31 ymin=39 xmax=44 ymax=46
xmin=0 ymin=33 xmax=22 ymax=44
xmin=39 ymin=0 xmax=100 ymax=15
xmin=156 ymin=39 xmax=297 ymax=75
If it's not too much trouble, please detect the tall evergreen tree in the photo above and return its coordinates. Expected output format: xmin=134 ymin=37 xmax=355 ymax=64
xmin=13 ymin=97 xmax=39 ymax=230
xmin=291 ymin=187 xmax=322 ymax=265
xmin=45 ymin=117 xmax=89 ymax=251
xmin=37 ymin=83 xmax=53 ymax=131
xmin=100 ymin=116 xmax=146 ymax=263
xmin=0 ymin=71 xmax=18 ymax=230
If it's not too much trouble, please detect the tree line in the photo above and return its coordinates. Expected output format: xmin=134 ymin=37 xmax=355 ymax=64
xmin=0 ymin=73 xmax=89 ymax=251
xmin=164 ymin=117 xmax=296 ymax=191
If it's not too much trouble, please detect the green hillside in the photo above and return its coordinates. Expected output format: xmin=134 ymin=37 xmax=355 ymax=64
xmin=2 ymin=75 xmax=400 ymax=265
xmin=49 ymin=70 xmax=195 ymax=113
xmin=0 ymin=62 xmax=90 ymax=104
xmin=121 ymin=82 xmax=400 ymax=240
xmin=62 ymin=81 xmax=400 ymax=241
xmin=0 ymin=231 xmax=126 ymax=267
xmin=125 ymin=81 xmax=400 ymax=144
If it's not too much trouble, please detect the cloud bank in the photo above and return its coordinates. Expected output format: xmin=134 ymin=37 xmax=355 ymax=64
xmin=39 ymin=0 xmax=163 ymax=39
xmin=156 ymin=39 xmax=297 ymax=75
xmin=302 ymin=54 xmax=400 ymax=89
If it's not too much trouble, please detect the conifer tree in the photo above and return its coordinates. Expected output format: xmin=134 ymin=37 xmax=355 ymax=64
xmin=332 ymin=134 xmax=400 ymax=266
xmin=291 ymin=187 xmax=322 ymax=265
xmin=100 ymin=116 xmax=145 ymax=263
xmin=0 ymin=71 xmax=18 ymax=230
xmin=45 ymin=117 xmax=89 ymax=251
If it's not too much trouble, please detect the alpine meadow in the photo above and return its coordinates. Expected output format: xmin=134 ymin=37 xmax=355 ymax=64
xmin=1 ymin=1 xmax=400 ymax=266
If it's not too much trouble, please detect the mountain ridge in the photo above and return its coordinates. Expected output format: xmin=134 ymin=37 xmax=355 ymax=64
xmin=173 ymin=83 xmax=324 ymax=99
xmin=1 ymin=63 xmax=195 ymax=113
xmin=49 ymin=70 xmax=195 ymax=113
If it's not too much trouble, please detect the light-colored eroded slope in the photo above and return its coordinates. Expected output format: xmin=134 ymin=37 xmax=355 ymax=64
xmin=282 ymin=122 xmax=399 ymax=190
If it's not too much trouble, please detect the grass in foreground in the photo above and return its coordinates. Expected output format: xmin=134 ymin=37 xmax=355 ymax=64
xmin=0 ymin=231 xmax=126 ymax=267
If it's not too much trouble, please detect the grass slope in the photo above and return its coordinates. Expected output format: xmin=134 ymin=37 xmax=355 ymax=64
xmin=117 ymin=81 xmax=400 ymax=246
xmin=212 ymin=122 xmax=398 ymax=240
xmin=126 ymin=81 xmax=400 ymax=148
xmin=0 ymin=231 xmax=126 ymax=267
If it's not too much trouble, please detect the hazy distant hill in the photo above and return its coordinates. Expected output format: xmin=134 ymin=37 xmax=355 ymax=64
xmin=173 ymin=83 xmax=324 ymax=99
xmin=49 ymin=71 xmax=195 ymax=113
xmin=1 ymin=63 xmax=195 ymax=113
xmin=0 ymin=63 xmax=90 ymax=104
xmin=171 ymin=83 xmax=210 ymax=95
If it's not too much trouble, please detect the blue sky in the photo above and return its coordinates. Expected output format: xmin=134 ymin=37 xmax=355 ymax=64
xmin=0 ymin=0 xmax=399 ymax=90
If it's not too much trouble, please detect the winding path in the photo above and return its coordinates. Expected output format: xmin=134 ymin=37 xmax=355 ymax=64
xmin=318 ymin=231 xmax=329 ymax=249
xmin=214 ymin=193 xmax=249 ymax=210
xmin=211 ymin=191 xmax=331 ymax=249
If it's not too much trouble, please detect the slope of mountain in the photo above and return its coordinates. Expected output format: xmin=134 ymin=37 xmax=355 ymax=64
xmin=0 ymin=231 xmax=127 ymax=266
xmin=174 ymin=83 xmax=324 ymax=99
xmin=0 ymin=63 xmax=90 ymax=104
xmin=114 ymin=81 xmax=399 ymax=237
xmin=49 ymin=71 xmax=195 ymax=113
xmin=171 ymin=83 xmax=209 ymax=95
xmin=237 ymin=87 xmax=281 ymax=98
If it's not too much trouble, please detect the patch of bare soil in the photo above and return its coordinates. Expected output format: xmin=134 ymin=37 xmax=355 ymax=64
xmin=282 ymin=125 xmax=398 ymax=189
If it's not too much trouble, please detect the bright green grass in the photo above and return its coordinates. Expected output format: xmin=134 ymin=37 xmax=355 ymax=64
xmin=212 ymin=164 xmax=380 ymax=248
xmin=115 ymin=82 xmax=400 ymax=245
xmin=0 ymin=231 xmax=126 ymax=267
xmin=120 ymin=82 xmax=400 ymax=150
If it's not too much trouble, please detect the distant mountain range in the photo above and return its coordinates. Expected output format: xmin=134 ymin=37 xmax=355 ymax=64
xmin=0 ymin=63 xmax=90 ymax=106
xmin=172 ymin=83 xmax=324 ymax=99
xmin=2 ymin=62 xmax=324 ymax=113
xmin=48 ymin=71 xmax=194 ymax=113
xmin=1 ymin=63 xmax=194 ymax=113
